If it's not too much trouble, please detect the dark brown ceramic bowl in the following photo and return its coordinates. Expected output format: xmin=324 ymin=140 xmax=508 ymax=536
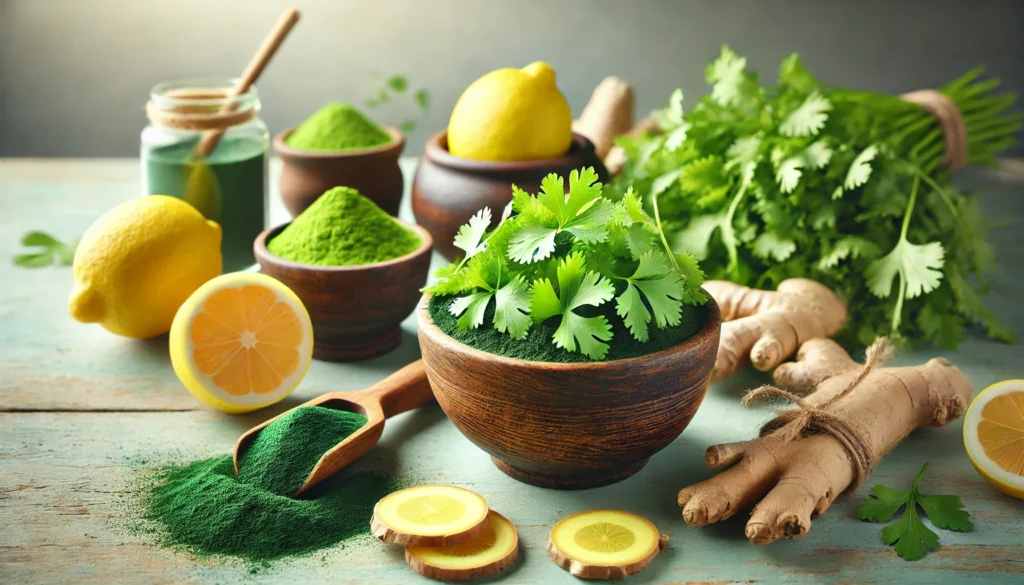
xmin=255 ymin=221 xmax=432 ymax=362
xmin=274 ymin=127 xmax=405 ymax=218
xmin=412 ymin=130 xmax=608 ymax=260
xmin=417 ymin=295 xmax=722 ymax=489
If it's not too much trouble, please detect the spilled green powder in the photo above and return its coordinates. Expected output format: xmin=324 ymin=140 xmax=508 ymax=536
xmin=286 ymin=103 xmax=392 ymax=152
xmin=267 ymin=186 xmax=421 ymax=266
xmin=239 ymin=406 xmax=368 ymax=496
xmin=139 ymin=406 xmax=397 ymax=563
xmin=428 ymin=294 xmax=708 ymax=363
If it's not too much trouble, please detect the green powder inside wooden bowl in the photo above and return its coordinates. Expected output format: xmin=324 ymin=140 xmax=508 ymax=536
xmin=428 ymin=294 xmax=709 ymax=363
xmin=267 ymin=186 xmax=421 ymax=266
xmin=286 ymin=102 xmax=392 ymax=152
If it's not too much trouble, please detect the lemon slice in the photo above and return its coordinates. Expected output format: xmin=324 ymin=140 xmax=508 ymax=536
xmin=371 ymin=485 xmax=489 ymax=547
xmin=404 ymin=511 xmax=519 ymax=581
xmin=964 ymin=379 xmax=1024 ymax=499
xmin=169 ymin=273 xmax=313 ymax=414
xmin=548 ymin=510 xmax=667 ymax=579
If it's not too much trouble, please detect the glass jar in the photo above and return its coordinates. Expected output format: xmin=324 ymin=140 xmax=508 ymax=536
xmin=141 ymin=78 xmax=269 ymax=272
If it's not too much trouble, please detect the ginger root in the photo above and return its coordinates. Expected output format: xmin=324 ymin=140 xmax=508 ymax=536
xmin=677 ymin=338 xmax=972 ymax=544
xmin=573 ymin=76 xmax=634 ymax=161
xmin=706 ymin=278 xmax=847 ymax=381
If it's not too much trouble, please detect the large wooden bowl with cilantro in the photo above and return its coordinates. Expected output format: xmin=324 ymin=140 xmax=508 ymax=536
xmin=416 ymin=167 xmax=722 ymax=489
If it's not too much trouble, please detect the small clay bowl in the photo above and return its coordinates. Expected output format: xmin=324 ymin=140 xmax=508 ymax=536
xmin=417 ymin=295 xmax=722 ymax=489
xmin=412 ymin=130 xmax=608 ymax=260
xmin=274 ymin=127 xmax=405 ymax=218
xmin=254 ymin=222 xmax=432 ymax=362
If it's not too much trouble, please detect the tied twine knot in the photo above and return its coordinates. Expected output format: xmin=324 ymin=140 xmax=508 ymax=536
xmin=901 ymin=90 xmax=967 ymax=170
xmin=741 ymin=337 xmax=896 ymax=489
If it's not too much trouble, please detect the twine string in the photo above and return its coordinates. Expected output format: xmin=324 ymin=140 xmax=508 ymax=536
xmin=741 ymin=337 xmax=895 ymax=488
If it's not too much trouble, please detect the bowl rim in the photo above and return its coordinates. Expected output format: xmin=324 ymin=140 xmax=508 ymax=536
xmin=272 ymin=126 xmax=405 ymax=159
xmin=417 ymin=292 xmax=722 ymax=371
xmin=255 ymin=219 xmax=434 ymax=273
xmin=423 ymin=130 xmax=599 ymax=173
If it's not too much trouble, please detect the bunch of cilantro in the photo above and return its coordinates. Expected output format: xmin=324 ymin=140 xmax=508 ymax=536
xmin=614 ymin=47 xmax=1021 ymax=348
xmin=426 ymin=167 xmax=707 ymax=360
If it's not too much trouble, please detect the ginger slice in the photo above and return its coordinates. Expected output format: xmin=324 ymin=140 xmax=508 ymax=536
xmin=372 ymin=485 xmax=489 ymax=547
xmin=548 ymin=510 xmax=669 ymax=580
xmin=705 ymin=278 xmax=847 ymax=381
xmin=404 ymin=511 xmax=519 ymax=582
xmin=678 ymin=338 xmax=972 ymax=544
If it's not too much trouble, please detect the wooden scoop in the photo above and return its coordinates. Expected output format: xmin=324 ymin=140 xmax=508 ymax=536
xmin=232 ymin=359 xmax=434 ymax=497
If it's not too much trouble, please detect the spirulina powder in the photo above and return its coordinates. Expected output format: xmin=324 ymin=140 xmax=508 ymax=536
xmin=139 ymin=407 xmax=398 ymax=563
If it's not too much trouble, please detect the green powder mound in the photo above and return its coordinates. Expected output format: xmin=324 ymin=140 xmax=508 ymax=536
xmin=267 ymin=186 xmax=421 ymax=266
xmin=429 ymin=294 xmax=708 ymax=363
xmin=143 ymin=455 xmax=399 ymax=562
xmin=286 ymin=102 xmax=392 ymax=151
xmin=239 ymin=406 xmax=368 ymax=496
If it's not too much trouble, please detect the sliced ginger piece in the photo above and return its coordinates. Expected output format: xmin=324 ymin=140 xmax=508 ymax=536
xmin=404 ymin=511 xmax=519 ymax=582
xmin=372 ymin=485 xmax=489 ymax=547
xmin=548 ymin=510 xmax=668 ymax=580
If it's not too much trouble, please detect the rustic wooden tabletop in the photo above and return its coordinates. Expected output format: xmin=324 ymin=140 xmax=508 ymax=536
xmin=2 ymin=158 xmax=1022 ymax=584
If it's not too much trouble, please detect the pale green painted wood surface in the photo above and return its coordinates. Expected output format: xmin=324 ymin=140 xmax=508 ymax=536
xmin=1 ymin=158 xmax=1022 ymax=584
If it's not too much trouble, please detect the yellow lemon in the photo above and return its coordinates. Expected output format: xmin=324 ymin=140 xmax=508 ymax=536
xmin=448 ymin=61 xmax=572 ymax=162
xmin=169 ymin=273 xmax=313 ymax=413
xmin=69 ymin=195 xmax=222 ymax=338
xmin=964 ymin=379 xmax=1024 ymax=499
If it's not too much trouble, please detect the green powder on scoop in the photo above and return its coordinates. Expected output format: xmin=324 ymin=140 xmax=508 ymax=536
xmin=138 ymin=406 xmax=394 ymax=563
xmin=286 ymin=102 xmax=392 ymax=151
xmin=239 ymin=406 xmax=368 ymax=496
xmin=267 ymin=186 xmax=421 ymax=266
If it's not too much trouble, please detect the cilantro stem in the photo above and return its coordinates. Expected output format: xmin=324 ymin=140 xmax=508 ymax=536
xmin=721 ymin=162 xmax=754 ymax=273
xmin=891 ymin=174 xmax=921 ymax=331
xmin=913 ymin=165 xmax=958 ymax=218
xmin=651 ymin=193 xmax=680 ymax=273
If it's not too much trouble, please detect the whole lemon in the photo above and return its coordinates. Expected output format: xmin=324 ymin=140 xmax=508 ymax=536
xmin=69 ymin=195 xmax=222 ymax=338
xmin=448 ymin=61 xmax=573 ymax=162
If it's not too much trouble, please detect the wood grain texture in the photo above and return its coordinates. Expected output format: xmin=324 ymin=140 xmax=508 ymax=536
xmin=410 ymin=131 xmax=608 ymax=260
xmin=2 ymin=159 xmax=1024 ymax=584
xmin=274 ymin=127 xmax=406 ymax=218
xmin=417 ymin=296 xmax=722 ymax=489
xmin=254 ymin=220 xmax=432 ymax=362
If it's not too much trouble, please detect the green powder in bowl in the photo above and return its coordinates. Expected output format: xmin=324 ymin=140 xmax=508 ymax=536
xmin=286 ymin=102 xmax=392 ymax=152
xmin=267 ymin=186 xmax=422 ymax=266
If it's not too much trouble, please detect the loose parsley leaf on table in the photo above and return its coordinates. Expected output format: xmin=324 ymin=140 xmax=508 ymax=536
xmin=14 ymin=231 xmax=77 ymax=268
xmin=857 ymin=462 xmax=972 ymax=561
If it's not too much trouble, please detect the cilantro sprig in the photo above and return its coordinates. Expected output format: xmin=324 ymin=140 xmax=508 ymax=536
xmin=858 ymin=463 xmax=972 ymax=561
xmin=14 ymin=231 xmax=77 ymax=268
xmin=426 ymin=167 xmax=708 ymax=360
xmin=615 ymin=47 xmax=1021 ymax=349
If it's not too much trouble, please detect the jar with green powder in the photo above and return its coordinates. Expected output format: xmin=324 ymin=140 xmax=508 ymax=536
xmin=142 ymin=78 xmax=268 ymax=272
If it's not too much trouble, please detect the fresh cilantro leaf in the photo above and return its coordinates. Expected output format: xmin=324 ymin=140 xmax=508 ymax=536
xmin=413 ymin=88 xmax=429 ymax=109
xmin=752 ymin=232 xmax=797 ymax=262
xmin=672 ymin=213 xmax=724 ymax=261
xmin=778 ymin=53 xmax=819 ymax=93
xmin=780 ymin=92 xmax=831 ymax=137
xmin=707 ymin=46 xmax=754 ymax=106
xmin=775 ymin=156 xmax=804 ymax=193
xmin=918 ymin=303 xmax=965 ymax=349
xmin=529 ymin=252 xmax=615 ymax=359
xmin=650 ymin=169 xmax=682 ymax=198
xmin=453 ymin=207 xmax=492 ymax=261
xmin=726 ymin=136 xmax=762 ymax=169
xmin=450 ymin=292 xmax=492 ymax=330
xmin=508 ymin=168 xmax=610 ymax=262
xmin=386 ymin=74 xmax=408 ymax=93
xmin=866 ymin=238 xmax=945 ymax=299
xmin=845 ymin=144 xmax=879 ymax=190
xmin=15 ymin=230 xmax=77 ymax=268
xmin=616 ymin=251 xmax=684 ymax=341
xmin=493 ymin=274 xmax=532 ymax=339
xmin=818 ymin=236 xmax=881 ymax=269
xmin=858 ymin=463 xmax=972 ymax=561
xmin=802 ymin=140 xmax=833 ymax=168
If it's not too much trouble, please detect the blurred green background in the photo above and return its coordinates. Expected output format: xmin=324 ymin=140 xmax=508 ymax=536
xmin=1 ymin=0 xmax=1021 ymax=157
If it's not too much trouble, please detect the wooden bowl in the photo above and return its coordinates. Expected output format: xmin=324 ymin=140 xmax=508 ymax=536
xmin=274 ymin=127 xmax=405 ymax=218
xmin=417 ymin=296 xmax=722 ymax=489
xmin=412 ymin=130 xmax=608 ymax=260
xmin=254 ymin=222 xmax=432 ymax=362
